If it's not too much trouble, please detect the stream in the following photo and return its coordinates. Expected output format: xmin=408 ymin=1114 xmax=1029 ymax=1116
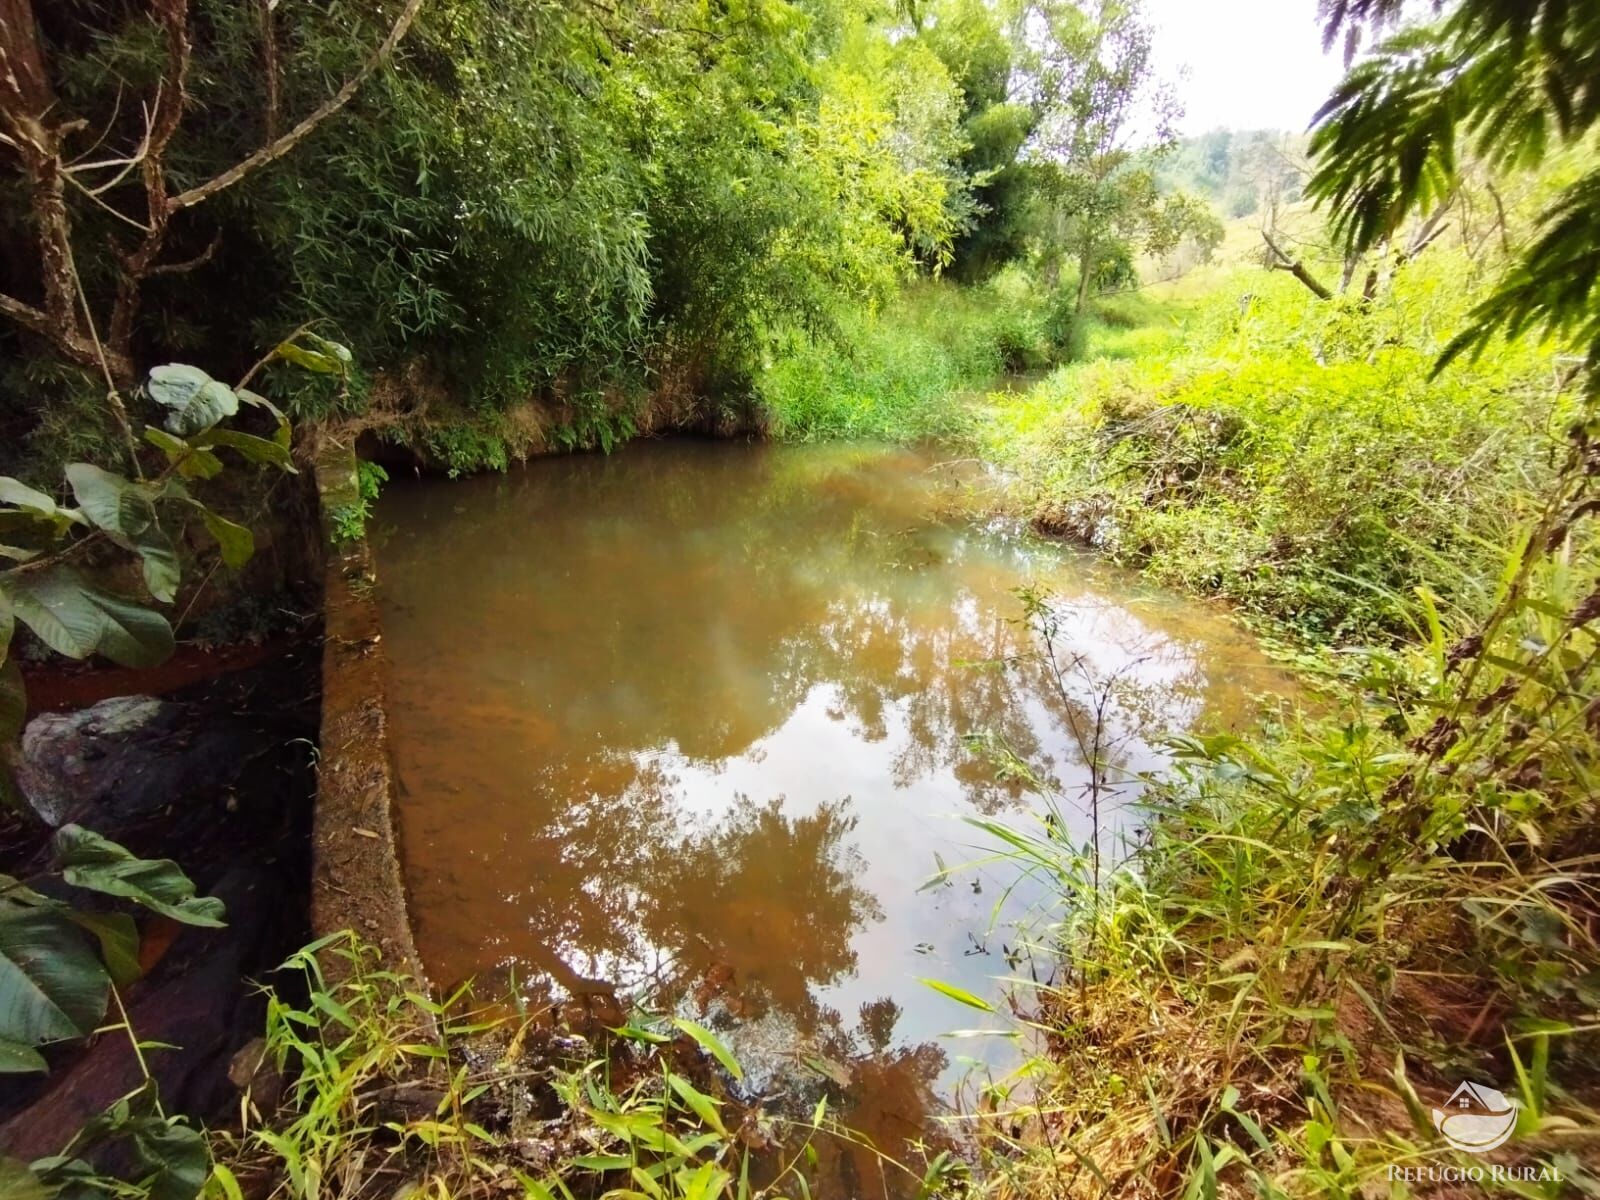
xmin=372 ymin=439 xmax=1283 ymax=1192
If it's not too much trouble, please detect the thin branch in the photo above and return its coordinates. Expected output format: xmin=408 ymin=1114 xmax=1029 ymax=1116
xmin=65 ymin=241 xmax=143 ymax=476
xmin=258 ymin=0 xmax=280 ymax=143
xmin=62 ymin=82 xmax=126 ymax=168
xmin=169 ymin=0 xmax=426 ymax=212
xmin=236 ymin=319 xmax=317 ymax=390
xmin=1262 ymin=229 xmax=1333 ymax=301
xmin=146 ymin=231 xmax=221 ymax=277
xmin=105 ymin=0 xmax=191 ymax=375
xmin=64 ymin=91 xmax=156 ymax=195
xmin=64 ymin=171 xmax=155 ymax=233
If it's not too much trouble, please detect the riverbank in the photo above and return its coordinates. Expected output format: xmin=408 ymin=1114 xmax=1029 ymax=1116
xmin=759 ymin=252 xmax=1599 ymax=1194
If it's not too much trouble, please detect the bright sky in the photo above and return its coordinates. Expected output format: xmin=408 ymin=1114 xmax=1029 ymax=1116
xmin=1142 ymin=0 xmax=1348 ymax=135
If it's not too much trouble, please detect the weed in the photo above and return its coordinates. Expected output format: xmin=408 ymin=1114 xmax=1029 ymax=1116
xmin=328 ymin=461 xmax=389 ymax=543
xmin=961 ymin=442 xmax=1600 ymax=1197
xmin=211 ymin=935 xmax=909 ymax=1200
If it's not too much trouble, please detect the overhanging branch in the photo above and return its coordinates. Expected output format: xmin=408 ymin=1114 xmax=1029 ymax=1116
xmin=169 ymin=0 xmax=426 ymax=212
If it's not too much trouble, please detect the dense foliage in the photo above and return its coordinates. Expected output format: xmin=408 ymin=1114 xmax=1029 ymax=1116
xmin=1 ymin=0 xmax=999 ymax=476
xmin=979 ymin=241 xmax=1575 ymax=640
xmin=4 ymin=0 xmax=1599 ymax=1197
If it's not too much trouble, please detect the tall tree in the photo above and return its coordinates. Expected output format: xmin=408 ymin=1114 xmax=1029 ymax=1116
xmin=1023 ymin=0 xmax=1214 ymax=316
xmin=0 ymin=0 xmax=423 ymax=392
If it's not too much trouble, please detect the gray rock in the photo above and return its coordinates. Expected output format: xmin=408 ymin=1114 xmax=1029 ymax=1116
xmin=16 ymin=694 xmax=253 ymax=829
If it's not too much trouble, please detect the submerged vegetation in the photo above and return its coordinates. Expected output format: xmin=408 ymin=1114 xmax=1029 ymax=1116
xmin=2 ymin=0 xmax=1599 ymax=1196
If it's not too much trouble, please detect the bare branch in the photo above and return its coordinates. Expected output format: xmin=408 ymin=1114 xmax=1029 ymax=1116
xmin=169 ymin=0 xmax=426 ymax=212
xmin=1262 ymin=229 xmax=1333 ymax=301
xmin=259 ymin=0 xmax=281 ymax=142
xmin=146 ymin=232 xmax=221 ymax=277
xmin=0 ymin=290 xmax=53 ymax=337
xmin=105 ymin=0 xmax=191 ymax=376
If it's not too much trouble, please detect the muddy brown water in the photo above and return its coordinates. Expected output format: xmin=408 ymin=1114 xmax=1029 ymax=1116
xmin=372 ymin=440 xmax=1284 ymax=1191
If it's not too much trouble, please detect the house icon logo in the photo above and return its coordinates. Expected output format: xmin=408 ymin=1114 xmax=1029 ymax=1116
xmin=1431 ymin=1081 xmax=1518 ymax=1152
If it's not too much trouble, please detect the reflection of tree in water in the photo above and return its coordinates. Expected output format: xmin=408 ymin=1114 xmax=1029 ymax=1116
xmin=644 ymin=796 xmax=883 ymax=1028
xmin=382 ymin=444 xmax=1212 ymax=826
xmin=377 ymin=444 xmax=1244 ymax=1200
xmin=447 ymin=770 xmax=881 ymax=1024
xmin=736 ymin=993 xmax=956 ymax=1200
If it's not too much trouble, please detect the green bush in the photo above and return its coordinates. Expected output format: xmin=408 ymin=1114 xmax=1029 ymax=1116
xmin=760 ymin=272 xmax=1084 ymax=441
xmin=980 ymin=260 xmax=1575 ymax=640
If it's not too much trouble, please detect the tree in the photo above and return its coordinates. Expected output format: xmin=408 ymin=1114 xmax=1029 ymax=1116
xmin=1022 ymin=0 xmax=1213 ymax=316
xmin=0 ymin=0 xmax=423 ymax=395
xmin=921 ymin=0 xmax=1040 ymax=280
xmin=1308 ymin=0 xmax=1600 ymax=392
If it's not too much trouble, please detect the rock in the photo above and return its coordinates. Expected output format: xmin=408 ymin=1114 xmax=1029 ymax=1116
xmin=367 ymin=1080 xmax=451 ymax=1123
xmin=15 ymin=695 xmax=255 ymax=829
xmin=228 ymin=1036 xmax=284 ymax=1113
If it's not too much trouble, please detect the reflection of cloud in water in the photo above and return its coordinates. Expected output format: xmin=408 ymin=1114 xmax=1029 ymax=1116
xmin=374 ymin=440 xmax=1286 ymax=1197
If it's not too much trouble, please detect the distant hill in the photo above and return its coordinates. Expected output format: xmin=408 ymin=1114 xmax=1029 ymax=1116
xmin=1156 ymin=128 xmax=1311 ymax=221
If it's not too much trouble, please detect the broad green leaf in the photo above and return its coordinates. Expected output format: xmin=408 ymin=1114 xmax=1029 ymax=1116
xmin=207 ymin=429 xmax=296 ymax=472
xmin=305 ymin=333 xmax=354 ymax=365
xmin=0 ymin=1155 xmax=50 ymax=1198
xmin=917 ymin=977 xmax=996 ymax=1012
xmin=54 ymin=825 xmax=226 ymax=927
xmin=0 ymin=478 xmax=61 ymax=515
xmin=0 ymin=1039 xmax=47 ymax=1074
xmin=132 ymin=1117 xmax=210 ymax=1200
xmin=62 ymin=467 xmax=181 ymax=603
xmin=0 ymin=907 xmax=109 ymax=1054
xmin=8 ymin=568 xmax=174 ymax=667
xmin=147 ymin=365 xmax=240 ymax=436
xmin=0 ymin=659 xmax=23 ymax=742
xmin=144 ymin=429 xmax=224 ymax=481
xmin=274 ymin=342 xmax=342 ymax=375
xmin=199 ymin=510 xmax=253 ymax=569
xmin=66 ymin=464 xmax=154 ymax=538
xmin=67 ymin=911 xmax=142 ymax=987
xmin=671 ymin=1018 xmax=743 ymax=1081
xmin=134 ymin=527 xmax=182 ymax=604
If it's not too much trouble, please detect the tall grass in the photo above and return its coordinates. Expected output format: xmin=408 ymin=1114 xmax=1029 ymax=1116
xmin=961 ymin=444 xmax=1600 ymax=1197
xmin=977 ymin=254 xmax=1579 ymax=642
xmin=208 ymin=935 xmax=928 ymax=1200
xmin=760 ymin=270 xmax=1093 ymax=442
